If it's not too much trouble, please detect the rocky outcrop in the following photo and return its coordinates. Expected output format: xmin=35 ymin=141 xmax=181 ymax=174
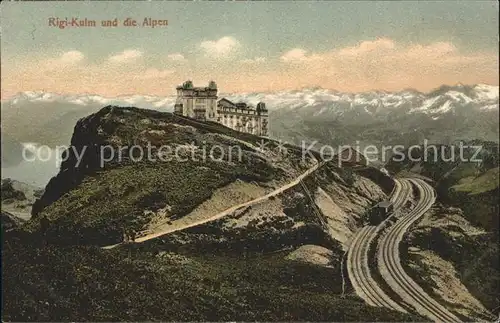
xmin=27 ymin=106 xmax=320 ymax=245
xmin=405 ymin=205 xmax=498 ymax=321
xmin=1 ymin=210 xmax=25 ymax=231
xmin=31 ymin=108 xmax=113 ymax=217
xmin=286 ymin=245 xmax=336 ymax=267
xmin=1 ymin=178 xmax=42 ymax=221
xmin=1 ymin=178 xmax=27 ymax=201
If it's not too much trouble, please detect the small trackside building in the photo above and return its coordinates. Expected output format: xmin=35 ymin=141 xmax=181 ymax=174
xmin=369 ymin=200 xmax=394 ymax=225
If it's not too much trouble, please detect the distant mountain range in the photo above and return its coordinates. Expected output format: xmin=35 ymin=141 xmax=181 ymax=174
xmin=228 ymin=83 xmax=498 ymax=114
xmin=260 ymin=84 xmax=499 ymax=148
xmin=4 ymin=91 xmax=177 ymax=110
xmin=4 ymin=83 xmax=497 ymax=115
xmin=1 ymin=84 xmax=498 ymax=185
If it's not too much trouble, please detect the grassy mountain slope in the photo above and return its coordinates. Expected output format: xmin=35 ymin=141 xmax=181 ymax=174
xmin=404 ymin=206 xmax=498 ymax=319
xmin=2 ymin=105 xmax=425 ymax=321
xmin=26 ymin=106 xmax=316 ymax=245
xmin=2 ymin=234 xmax=423 ymax=322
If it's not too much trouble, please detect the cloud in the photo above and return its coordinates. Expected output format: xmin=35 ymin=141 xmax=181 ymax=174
xmin=276 ymin=38 xmax=498 ymax=91
xmin=281 ymin=39 xmax=461 ymax=65
xmin=108 ymin=49 xmax=143 ymax=63
xmin=1 ymin=38 xmax=497 ymax=98
xmin=337 ymin=38 xmax=396 ymax=56
xmin=138 ymin=68 xmax=174 ymax=79
xmin=241 ymin=57 xmax=266 ymax=64
xmin=32 ymin=50 xmax=85 ymax=71
xmin=58 ymin=50 xmax=85 ymax=65
xmin=280 ymin=38 xmax=460 ymax=67
xmin=280 ymin=49 xmax=322 ymax=63
xmin=200 ymin=36 xmax=240 ymax=57
xmin=167 ymin=53 xmax=186 ymax=61
xmin=280 ymin=48 xmax=308 ymax=62
xmin=405 ymin=41 xmax=457 ymax=59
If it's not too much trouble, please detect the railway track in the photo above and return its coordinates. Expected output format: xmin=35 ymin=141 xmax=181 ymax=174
xmin=346 ymin=179 xmax=411 ymax=312
xmin=377 ymin=178 xmax=461 ymax=322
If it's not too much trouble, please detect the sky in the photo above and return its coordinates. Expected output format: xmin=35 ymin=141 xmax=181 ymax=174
xmin=1 ymin=1 xmax=498 ymax=98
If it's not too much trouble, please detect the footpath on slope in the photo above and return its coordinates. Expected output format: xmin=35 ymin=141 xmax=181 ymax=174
xmin=103 ymin=159 xmax=324 ymax=249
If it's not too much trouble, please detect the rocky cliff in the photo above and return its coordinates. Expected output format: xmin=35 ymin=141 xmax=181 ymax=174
xmin=27 ymin=105 xmax=394 ymax=248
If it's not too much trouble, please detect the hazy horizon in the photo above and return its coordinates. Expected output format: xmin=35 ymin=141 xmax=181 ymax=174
xmin=2 ymin=81 xmax=499 ymax=101
xmin=1 ymin=1 xmax=498 ymax=98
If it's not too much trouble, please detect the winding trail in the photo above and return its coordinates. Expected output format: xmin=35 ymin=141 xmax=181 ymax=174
xmin=103 ymin=159 xmax=324 ymax=249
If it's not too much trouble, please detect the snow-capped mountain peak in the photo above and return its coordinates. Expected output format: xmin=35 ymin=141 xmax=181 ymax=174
xmin=3 ymin=91 xmax=177 ymax=111
xmin=2 ymin=83 xmax=498 ymax=117
xmin=473 ymin=84 xmax=499 ymax=101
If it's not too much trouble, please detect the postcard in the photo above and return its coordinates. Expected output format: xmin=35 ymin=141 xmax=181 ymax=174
xmin=1 ymin=1 xmax=498 ymax=322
